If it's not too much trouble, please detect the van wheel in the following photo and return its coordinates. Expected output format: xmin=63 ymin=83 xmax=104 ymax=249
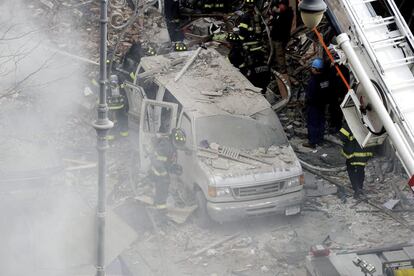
xmin=194 ymin=190 xmax=211 ymax=228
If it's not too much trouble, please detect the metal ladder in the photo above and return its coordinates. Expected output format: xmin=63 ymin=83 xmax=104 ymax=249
xmin=348 ymin=0 xmax=414 ymax=73
xmin=341 ymin=0 xmax=414 ymax=154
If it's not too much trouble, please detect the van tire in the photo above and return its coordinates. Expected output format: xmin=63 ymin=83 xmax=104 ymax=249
xmin=194 ymin=190 xmax=211 ymax=228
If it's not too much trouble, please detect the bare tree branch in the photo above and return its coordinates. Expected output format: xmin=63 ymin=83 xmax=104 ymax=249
xmin=0 ymin=53 xmax=56 ymax=99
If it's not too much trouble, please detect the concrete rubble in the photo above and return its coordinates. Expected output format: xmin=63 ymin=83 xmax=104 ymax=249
xmin=1 ymin=1 xmax=414 ymax=275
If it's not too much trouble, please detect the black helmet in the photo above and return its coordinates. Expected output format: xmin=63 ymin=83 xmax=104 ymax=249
xmin=174 ymin=42 xmax=188 ymax=52
xmin=227 ymin=32 xmax=241 ymax=42
xmin=244 ymin=0 xmax=256 ymax=7
xmin=171 ymin=128 xmax=186 ymax=148
xmin=146 ymin=46 xmax=156 ymax=56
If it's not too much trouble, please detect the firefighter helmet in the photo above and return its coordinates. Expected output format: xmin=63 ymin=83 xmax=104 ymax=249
xmin=174 ymin=42 xmax=187 ymax=52
xmin=227 ymin=32 xmax=241 ymax=42
xmin=244 ymin=0 xmax=256 ymax=6
xmin=146 ymin=46 xmax=156 ymax=56
xmin=171 ymin=128 xmax=186 ymax=148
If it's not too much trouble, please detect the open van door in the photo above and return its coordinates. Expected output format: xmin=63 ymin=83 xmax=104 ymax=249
xmin=138 ymin=99 xmax=178 ymax=172
xmin=123 ymin=82 xmax=147 ymax=122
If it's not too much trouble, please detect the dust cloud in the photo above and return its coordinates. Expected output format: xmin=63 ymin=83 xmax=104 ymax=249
xmin=0 ymin=0 xmax=98 ymax=275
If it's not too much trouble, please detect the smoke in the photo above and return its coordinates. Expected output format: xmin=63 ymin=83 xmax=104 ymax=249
xmin=0 ymin=0 xmax=99 ymax=275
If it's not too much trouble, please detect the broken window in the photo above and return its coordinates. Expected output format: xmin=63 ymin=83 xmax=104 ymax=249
xmin=142 ymin=104 xmax=174 ymax=134
xmin=141 ymin=80 xmax=159 ymax=100
xmin=195 ymin=114 xmax=288 ymax=150
xmin=163 ymin=89 xmax=182 ymax=118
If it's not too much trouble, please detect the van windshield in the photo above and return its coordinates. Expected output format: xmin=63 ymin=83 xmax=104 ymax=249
xmin=195 ymin=112 xmax=288 ymax=150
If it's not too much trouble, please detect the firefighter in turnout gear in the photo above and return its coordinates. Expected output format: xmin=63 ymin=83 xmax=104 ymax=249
xmin=149 ymin=128 xmax=186 ymax=210
xmin=227 ymin=33 xmax=246 ymax=73
xmin=228 ymin=0 xmax=270 ymax=92
xmin=107 ymin=74 xmax=128 ymax=140
xmin=238 ymin=0 xmax=263 ymax=43
xmin=105 ymin=42 xmax=145 ymax=140
xmin=243 ymin=41 xmax=271 ymax=92
xmin=339 ymin=126 xmax=374 ymax=199
xmin=165 ymin=0 xmax=187 ymax=51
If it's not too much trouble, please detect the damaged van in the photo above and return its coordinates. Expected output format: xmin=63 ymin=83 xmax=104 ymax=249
xmin=125 ymin=48 xmax=304 ymax=223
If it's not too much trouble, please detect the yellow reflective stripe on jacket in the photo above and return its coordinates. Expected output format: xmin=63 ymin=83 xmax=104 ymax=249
xmin=130 ymin=72 xmax=136 ymax=80
xmin=340 ymin=128 xmax=350 ymax=138
xmin=155 ymin=152 xmax=168 ymax=162
xmin=340 ymin=128 xmax=354 ymax=140
xmin=109 ymin=104 xmax=124 ymax=110
xmin=341 ymin=150 xmax=373 ymax=159
xmin=250 ymin=46 xmax=263 ymax=51
xmin=350 ymin=162 xmax=367 ymax=166
xmin=155 ymin=204 xmax=167 ymax=209
xmin=151 ymin=166 xmax=167 ymax=176
xmin=341 ymin=150 xmax=352 ymax=159
xmin=353 ymin=152 xmax=373 ymax=157
xmin=243 ymin=41 xmax=259 ymax=46
xmin=239 ymin=23 xmax=249 ymax=29
xmin=238 ymin=35 xmax=245 ymax=40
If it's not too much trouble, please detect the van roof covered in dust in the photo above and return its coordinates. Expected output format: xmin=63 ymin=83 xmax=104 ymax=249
xmin=139 ymin=48 xmax=271 ymax=118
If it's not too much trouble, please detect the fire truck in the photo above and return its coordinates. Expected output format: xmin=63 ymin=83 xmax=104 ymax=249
xmin=306 ymin=0 xmax=414 ymax=275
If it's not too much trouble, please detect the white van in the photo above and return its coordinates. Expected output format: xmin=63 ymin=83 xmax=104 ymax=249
xmin=125 ymin=48 xmax=304 ymax=223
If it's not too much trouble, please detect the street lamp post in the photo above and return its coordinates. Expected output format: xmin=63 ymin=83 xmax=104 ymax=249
xmin=298 ymin=0 xmax=327 ymax=29
xmin=92 ymin=0 xmax=113 ymax=275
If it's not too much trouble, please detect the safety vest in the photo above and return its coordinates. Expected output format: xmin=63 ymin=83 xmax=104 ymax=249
xmin=339 ymin=128 xmax=373 ymax=166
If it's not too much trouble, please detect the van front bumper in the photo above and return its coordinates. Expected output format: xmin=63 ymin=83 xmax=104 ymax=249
xmin=206 ymin=189 xmax=305 ymax=222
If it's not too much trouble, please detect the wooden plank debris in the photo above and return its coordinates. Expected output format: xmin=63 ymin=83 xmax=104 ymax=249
xmin=177 ymin=232 xmax=240 ymax=263
xmin=174 ymin=47 xmax=202 ymax=82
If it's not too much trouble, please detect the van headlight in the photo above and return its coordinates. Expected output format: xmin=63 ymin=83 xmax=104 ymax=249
xmin=208 ymin=186 xmax=232 ymax=197
xmin=286 ymin=175 xmax=304 ymax=188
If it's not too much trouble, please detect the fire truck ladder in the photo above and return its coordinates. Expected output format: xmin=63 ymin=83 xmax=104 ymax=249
xmin=337 ymin=0 xmax=414 ymax=185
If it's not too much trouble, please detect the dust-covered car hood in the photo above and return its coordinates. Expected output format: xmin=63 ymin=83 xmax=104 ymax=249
xmin=197 ymin=144 xmax=302 ymax=187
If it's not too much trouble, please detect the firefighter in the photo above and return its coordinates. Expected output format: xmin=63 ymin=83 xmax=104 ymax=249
xmin=149 ymin=128 xmax=186 ymax=210
xmin=238 ymin=0 xmax=263 ymax=43
xmin=165 ymin=0 xmax=186 ymax=50
xmin=174 ymin=41 xmax=188 ymax=52
xmin=120 ymin=42 xmax=143 ymax=82
xmin=107 ymin=42 xmax=158 ymax=140
xmin=106 ymin=42 xmax=145 ymax=140
xmin=243 ymin=44 xmax=271 ymax=92
xmin=227 ymin=33 xmax=246 ymax=73
xmin=339 ymin=126 xmax=374 ymax=199
xmin=303 ymin=58 xmax=329 ymax=148
xmin=107 ymin=74 xmax=128 ymax=140
xmin=270 ymin=0 xmax=293 ymax=74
